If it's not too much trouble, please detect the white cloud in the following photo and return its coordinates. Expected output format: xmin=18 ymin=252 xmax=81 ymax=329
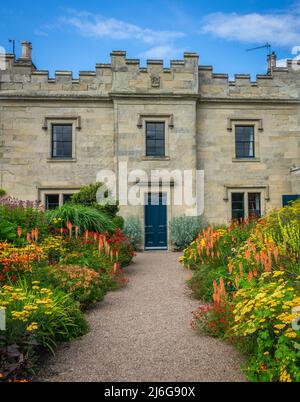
xmin=201 ymin=5 xmax=300 ymax=47
xmin=139 ymin=45 xmax=183 ymax=59
xmin=276 ymin=58 xmax=288 ymax=67
xmin=57 ymin=11 xmax=184 ymax=45
xmin=34 ymin=29 xmax=48 ymax=37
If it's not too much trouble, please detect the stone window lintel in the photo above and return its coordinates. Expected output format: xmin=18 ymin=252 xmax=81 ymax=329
xmin=42 ymin=116 xmax=81 ymax=131
xmin=227 ymin=118 xmax=263 ymax=131
xmin=137 ymin=114 xmax=174 ymax=129
xmin=223 ymin=184 xmax=270 ymax=201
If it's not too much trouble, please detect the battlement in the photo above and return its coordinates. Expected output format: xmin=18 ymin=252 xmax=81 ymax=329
xmin=0 ymin=46 xmax=299 ymax=100
xmin=198 ymin=59 xmax=300 ymax=100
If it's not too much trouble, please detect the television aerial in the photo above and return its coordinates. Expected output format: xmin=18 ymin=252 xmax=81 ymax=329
xmin=246 ymin=42 xmax=272 ymax=56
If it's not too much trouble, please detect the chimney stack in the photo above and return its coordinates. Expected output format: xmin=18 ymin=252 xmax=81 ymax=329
xmin=21 ymin=41 xmax=32 ymax=60
xmin=267 ymin=51 xmax=276 ymax=74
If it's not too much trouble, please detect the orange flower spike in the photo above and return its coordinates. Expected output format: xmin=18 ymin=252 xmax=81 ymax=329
xmin=17 ymin=226 xmax=22 ymax=238
xmin=213 ymin=284 xmax=219 ymax=304
xmin=245 ymin=249 xmax=251 ymax=262
xmin=26 ymin=233 xmax=31 ymax=243
xmin=66 ymin=221 xmax=73 ymax=237
xmin=35 ymin=227 xmax=39 ymax=243
xmin=239 ymin=262 xmax=243 ymax=275
xmin=113 ymin=263 xmax=118 ymax=273
xmin=219 ymin=277 xmax=224 ymax=293
xmin=75 ymin=226 xmax=79 ymax=239
xmin=253 ymin=268 xmax=258 ymax=276
xmin=248 ymin=270 xmax=253 ymax=282
xmin=228 ymin=263 xmax=233 ymax=274
xmin=85 ymin=230 xmax=89 ymax=241
xmin=254 ymin=253 xmax=260 ymax=263
xmin=266 ymin=261 xmax=272 ymax=272
xmin=273 ymin=248 xmax=279 ymax=261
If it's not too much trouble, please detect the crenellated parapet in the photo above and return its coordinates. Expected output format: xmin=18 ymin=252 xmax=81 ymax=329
xmin=0 ymin=49 xmax=199 ymax=97
xmin=199 ymin=60 xmax=300 ymax=100
xmin=1 ymin=45 xmax=300 ymax=100
xmin=109 ymin=50 xmax=199 ymax=94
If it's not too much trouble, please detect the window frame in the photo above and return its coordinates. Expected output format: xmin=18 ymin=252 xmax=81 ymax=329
xmin=231 ymin=192 xmax=245 ymax=221
xmin=229 ymin=119 xmax=262 ymax=162
xmin=39 ymin=188 xmax=80 ymax=210
xmin=45 ymin=194 xmax=60 ymax=210
xmin=230 ymin=191 xmax=262 ymax=221
xmin=248 ymin=192 xmax=261 ymax=218
xmin=145 ymin=121 xmax=166 ymax=157
xmin=51 ymin=124 xmax=73 ymax=159
xmin=43 ymin=117 xmax=79 ymax=163
xmin=235 ymin=125 xmax=255 ymax=159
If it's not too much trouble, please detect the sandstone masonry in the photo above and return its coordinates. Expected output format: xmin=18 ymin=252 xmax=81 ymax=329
xmin=0 ymin=42 xmax=299 ymax=248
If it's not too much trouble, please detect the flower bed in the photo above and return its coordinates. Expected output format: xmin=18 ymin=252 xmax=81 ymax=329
xmin=182 ymin=200 xmax=300 ymax=382
xmin=0 ymin=222 xmax=134 ymax=381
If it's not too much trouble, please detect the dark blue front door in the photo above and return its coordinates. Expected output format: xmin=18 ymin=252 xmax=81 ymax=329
xmin=145 ymin=193 xmax=167 ymax=249
xmin=282 ymin=195 xmax=300 ymax=206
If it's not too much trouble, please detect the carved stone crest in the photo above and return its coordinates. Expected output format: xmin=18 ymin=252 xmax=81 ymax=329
xmin=151 ymin=75 xmax=160 ymax=88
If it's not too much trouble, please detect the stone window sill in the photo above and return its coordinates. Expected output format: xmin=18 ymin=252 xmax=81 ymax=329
xmin=232 ymin=158 xmax=260 ymax=163
xmin=47 ymin=158 xmax=77 ymax=163
xmin=141 ymin=156 xmax=170 ymax=161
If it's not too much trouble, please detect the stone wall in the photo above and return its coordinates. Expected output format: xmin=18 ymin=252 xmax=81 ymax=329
xmin=0 ymin=48 xmax=299 ymax=228
xmin=197 ymin=102 xmax=300 ymax=224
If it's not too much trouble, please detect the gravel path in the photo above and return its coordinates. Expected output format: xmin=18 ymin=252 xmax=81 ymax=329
xmin=39 ymin=252 xmax=246 ymax=382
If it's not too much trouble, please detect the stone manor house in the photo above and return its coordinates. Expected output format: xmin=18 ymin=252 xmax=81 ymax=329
xmin=0 ymin=41 xmax=299 ymax=249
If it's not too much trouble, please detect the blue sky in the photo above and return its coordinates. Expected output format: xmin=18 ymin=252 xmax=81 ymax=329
xmin=1 ymin=0 xmax=299 ymax=79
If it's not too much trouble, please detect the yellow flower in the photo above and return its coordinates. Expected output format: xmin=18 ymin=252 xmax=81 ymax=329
xmin=24 ymin=305 xmax=38 ymax=312
xmin=274 ymin=324 xmax=285 ymax=330
xmin=2 ymin=285 xmax=13 ymax=291
xmin=26 ymin=322 xmax=38 ymax=332
xmin=285 ymin=331 xmax=297 ymax=338
xmin=40 ymin=288 xmax=53 ymax=295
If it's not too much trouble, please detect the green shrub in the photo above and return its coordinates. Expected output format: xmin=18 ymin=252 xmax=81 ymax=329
xmin=46 ymin=204 xmax=115 ymax=234
xmin=123 ymin=216 xmax=142 ymax=251
xmin=170 ymin=216 xmax=205 ymax=250
xmin=0 ymin=189 xmax=6 ymax=198
xmin=112 ymin=215 xmax=124 ymax=230
xmin=0 ymin=205 xmax=48 ymax=244
xmin=71 ymin=183 xmax=119 ymax=218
